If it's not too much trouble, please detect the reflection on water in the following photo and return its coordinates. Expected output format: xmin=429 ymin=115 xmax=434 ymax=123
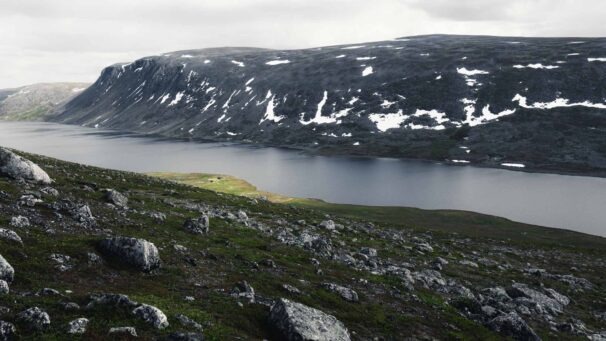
xmin=0 ymin=121 xmax=605 ymax=236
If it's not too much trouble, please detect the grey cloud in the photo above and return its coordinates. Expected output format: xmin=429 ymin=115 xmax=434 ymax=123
xmin=0 ymin=0 xmax=605 ymax=88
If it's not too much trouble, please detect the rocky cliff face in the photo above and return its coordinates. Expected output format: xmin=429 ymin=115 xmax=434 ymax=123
xmin=0 ymin=83 xmax=89 ymax=121
xmin=52 ymin=35 xmax=606 ymax=175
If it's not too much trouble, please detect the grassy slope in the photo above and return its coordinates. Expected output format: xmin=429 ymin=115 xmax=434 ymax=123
xmin=0 ymin=154 xmax=603 ymax=340
xmin=0 ymin=106 xmax=49 ymax=121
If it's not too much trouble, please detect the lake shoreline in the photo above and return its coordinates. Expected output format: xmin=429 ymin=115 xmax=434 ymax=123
xmin=1 ymin=121 xmax=604 ymax=236
xmin=5 ymin=118 xmax=599 ymax=178
xmin=148 ymin=171 xmax=606 ymax=238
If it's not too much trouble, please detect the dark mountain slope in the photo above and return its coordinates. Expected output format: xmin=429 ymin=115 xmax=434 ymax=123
xmin=51 ymin=35 xmax=606 ymax=175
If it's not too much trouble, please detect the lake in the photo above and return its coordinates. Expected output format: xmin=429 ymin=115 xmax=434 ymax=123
xmin=0 ymin=121 xmax=604 ymax=236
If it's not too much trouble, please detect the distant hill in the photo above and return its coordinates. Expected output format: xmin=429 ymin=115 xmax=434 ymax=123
xmin=0 ymin=83 xmax=89 ymax=121
xmin=51 ymin=35 xmax=606 ymax=175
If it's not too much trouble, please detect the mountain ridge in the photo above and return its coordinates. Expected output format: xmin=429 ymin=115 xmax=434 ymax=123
xmin=0 ymin=82 xmax=89 ymax=121
xmin=50 ymin=35 xmax=606 ymax=176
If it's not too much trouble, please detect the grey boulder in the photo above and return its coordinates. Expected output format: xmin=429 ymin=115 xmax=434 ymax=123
xmin=507 ymin=283 xmax=569 ymax=315
xmin=322 ymin=283 xmax=359 ymax=302
xmin=98 ymin=237 xmax=161 ymax=272
xmin=0 ymin=229 xmax=21 ymax=245
xmin=0 ymin=255 xmax=14 ymax=283
xmin=175 ymin=314 xmax=203 ymax=331
xmin=0 ymin=281 xmax=8 ymax=295
xmin=183 ymin=216 xmax=210 ymax=234
xmin=487 ymin=312 xmax=540 ymax=341
xmin=0 ymin=321 xmax=16 ymax=341
xmin=109 ymin=326 xmax=138 ymax=337
xmin=16 ymin=307 xmax=51 ymax=331
xmin=67 ymin=317 xmax=89 ymax=334
xmin=9 ymin=216 xmax=29 ymax=229
xmin=269 ymin=298 xmax=350 ymax=341
xmin=0 ymin=148 xmax=51 ymax=184
xmin=104 ymin=189 xmax=128 ymax=208
xmin=318 ymin=220 xmax=336 ymax=231
xmin=86 ymin=293 xmax=139 ymax=309
xmin=165 ymin=332 xmax=205 ymax=341
xmin=132 ymin=304 xmax=169 ymax=329
xmin=230 ymin=281 xmax=255 ymax=303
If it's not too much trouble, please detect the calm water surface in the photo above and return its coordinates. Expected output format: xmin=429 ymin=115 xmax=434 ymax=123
xmin=0 ymin=121 xmax=604 ymax=236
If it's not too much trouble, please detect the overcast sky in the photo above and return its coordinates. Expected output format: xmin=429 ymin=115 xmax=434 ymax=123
xmin=1 ymin=0 xmax=605 ymax=88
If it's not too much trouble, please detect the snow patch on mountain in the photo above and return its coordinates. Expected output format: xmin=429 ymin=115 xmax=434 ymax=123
xmin=159 ymin=93 xmax=171 ymax=104
xmin=266 ymin=60 xmax=291 ymax=65
xmin=501 ymin=163 xmax=526 ymax=168
xmin=512 ymin=94 xmax=606 ymax=109
xmin=231 ymin=60 xmax=245 ymax=67
xmin=341 ymin=45 xmax=365 ymax=50
xmin=457 ymin=68 xmax=489 ymax=76
xmin=362 ymin=66 xmax=374 ymax=77
xmin=300 ymin=91 xmax=342 ymax=125
xmin=259 ymin=91 xmax=284 ymax=124
xmin=513 ymin=64 xmax=559 ymax=69
xmin=168 ymin=92 xmax=184 ymax=107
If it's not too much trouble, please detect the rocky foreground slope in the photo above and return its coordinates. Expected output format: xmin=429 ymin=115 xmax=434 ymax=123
xmin=0 ymin=147 xmax=605 ymax=340
xmin=51 ymin=35 xmax=606 ymax=176
xmin=0 ymin=83 xmax=89 ymax=121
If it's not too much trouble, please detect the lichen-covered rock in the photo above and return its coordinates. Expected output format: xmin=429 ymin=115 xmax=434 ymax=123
xmin=9 ymin=216 xmax=29 ymax=229
xmin=322 ymin=283 xmax=359 ymax=302
xmin=0 ymin=148 xmax=52 ymax=184
xmin=87 ymin=252 xmax=103 ymax=266
xmin=16 ymin=307 xmax=51 ymax=331
xmin=98 ymin=237 xmax=161 ymax=271
xmin=486 ymin=312 xmax=540 ymax=341
xmin=61 ymin=302 xmax=80 ymax=311
xmin=230 ymin=281 xmax=255 ymax=303
xmin=318 ymin=220 xmax=336 ymax=231
xmin=175 ymin=314 xmax=203 ymax=331
xmin=67 ymin=318 xmax=89 ymax=334
xmin=86 ymin=293 xmax=139 ymax=309
xmin=0 ymin=229 xmax=21 ymax=245
xmin=413 ymin=269 xmax=446 ymax=289
xmin=49 ymin=253 xmax=74 ymax=272
xmin=132 ymin=304 xmax=169 ymax=329
xmin=460 ymin=260 xmax=479 ymax=268
xmin=109 ymin=326 xmax=137 ymax=337
xmin=72 ymin=204 xmax=94 ymax=224
xmin=589 ymin=332 xmax=606 ymax=341
xmin=282 ymin=284 xmax=302 ymax=295
xmin=414 ymin=242 xmax=434 ymax=253
xmin=36 ymin=288 xmax=61 ymax=296
xmin=507 ymin=283 xmax=569 ymax=315
xmin=104 ymin=189 xmax=128 ymax=208
xmin=149 ymin=211 xmax=167 ymax=222
xmin=40 ymin=187 xmax=59 ymax=197
xmin=0 ymin=255 xmax=14 ymax=283
xmin=0 ymin=281 xmax=8 ymax=295
xmin=237 ymin=210 xmax=248 ymax=221
xmin=269 ymin=298 xmax=351 ymax=341
xmin=0 ymin=320 xmax=16 ymax=341
xmin=183 ymin=216 xmax=209 ymax=234
xmin=359 ymin=247 xmax=377 ymax=258
xmin=165 ymin=332 xmax=205 ymax=341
